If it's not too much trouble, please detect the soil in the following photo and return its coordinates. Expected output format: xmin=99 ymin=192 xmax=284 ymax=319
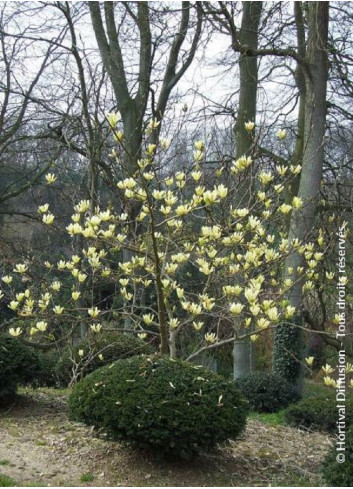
xmin=0 ymin=389 xmax=332 ymax=487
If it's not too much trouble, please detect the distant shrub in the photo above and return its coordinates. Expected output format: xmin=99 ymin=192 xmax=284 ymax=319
xmin=284 ymin=396 xmax=353 ymax=432
xmin=322 ymin=425 xmax=353 ymax=486
xmin=236 ymin=372 xmax=299 ymax=413
xmin=0 ymin=335 xmax=40 ymax=400
xmin=57 ymin=331 xmax=154 ymax=385
xmin=68 ymin=354 xmax=248 ymax=459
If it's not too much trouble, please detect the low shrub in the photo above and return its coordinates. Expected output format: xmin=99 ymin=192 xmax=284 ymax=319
xmin=68 ymin=354 xmax=248 ymax=459
xmin=57 ymin=331 xmax=154 ymax=385
xmin=322 ymin=425 xmax=353 ymax=486
xmin=236 ymin=372 xmax=299 ymax=413
xmin=284 ymin=395 xmax=353 ymax=432
xmin=0 ymin=334 xmax=40 ymax=400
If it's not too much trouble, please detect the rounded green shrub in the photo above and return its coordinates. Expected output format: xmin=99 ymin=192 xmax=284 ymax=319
xmin=236 ymin=372 xmax=299 ymax=413
xmin=0 ymin=334 xmax=40 ymax=400
xmin=322 ymin=425 xmax=353 ymax=486
xmin=284 ymin=395 xmax=353 ymax=432
xmin=57 ymin=331 xmax=154 ymax=385
xmin=68 ymin=354 xmax=248 ymax=459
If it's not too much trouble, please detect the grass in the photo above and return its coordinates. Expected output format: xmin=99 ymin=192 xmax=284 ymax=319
xmin=0 ymin=461 xmax=9 ymax=466
xmin=80 ymin=473 xmax=95 ymax=483
xmin=0 ymin=474 xmax=17 ymax=487
xmin=249 ymin=409 xmax=286 ymax=426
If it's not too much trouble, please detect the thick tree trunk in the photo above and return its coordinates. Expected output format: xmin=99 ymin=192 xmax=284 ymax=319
xmin=233 ymin=1 xmax=262 ymax=380
xmin=273 ymin=2 xmax=329 ymax=394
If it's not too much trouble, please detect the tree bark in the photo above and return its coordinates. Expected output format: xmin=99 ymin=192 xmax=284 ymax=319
xmin=273 ymin=2 xmax=329 ymax=394
xmin=232 ymin=1 xmax=262 ymax=380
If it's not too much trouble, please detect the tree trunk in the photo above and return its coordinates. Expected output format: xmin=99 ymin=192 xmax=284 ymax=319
xmin=273 ymin=2 xmax=329 ymax=394
xmin=233 ymin=1 xmax=262 ymax=380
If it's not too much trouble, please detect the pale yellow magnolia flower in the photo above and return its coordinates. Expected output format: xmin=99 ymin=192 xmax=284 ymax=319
xmin=205 ymin=332 xmax=217 ymax=344
xmin=148 ymin=118 xmax=160 ymax=130
xmin=292 ymin=196 xmax=303 ymax=209
xmin=146 ymin=144 xmax=156 ymax=155
xmin=113 ymin=130 xmax=124 ymax=142
xmin=143 ymin=172 xmax=154 ymax=181
xmin=216 ymin=184 xmax=228 ymax=198
xmin=53 ymin=305 xmax=64 ymax=315
xmin=45 ymin=173 xmax=57 ymax=184
xmin=266 ymin=307 xmax=279 ymax=322
xmin=285 ymin=305 xmax=296 ymax=319
xmin=67 ymin=223 xmax=83 ymax=235
xmin=78 ymin=349 xmax=84 ymax=357
xmin=36 ymin=321 xmax=48 ymax=332
xmin=244 ymin=121 xmax=255 ymax=132
xmin=278 ymin=203 xmax=292 ymax=214
xmin=42 ymin=213 xmax=55 ymax=225
xmin=277 ymin=129 xmax=287 ymax=140
xmin=305 ymin=356 xmax=314 ymax=366
xmin=232 ymin=155 xmax=252 ymax=172
xmin=143 ymin=314 xmax=154 ymax=325
xmin=276 ymin=165 xmax=288 ymax=176
xmin=51 ymin=281 xmax=61 ymax=292
xmin=74 ymin=200 xmax=90 ymax=213
xmin=350 ymin=379 xmax=353 ymax=388
xmin=98 ymin=354 xmax=104 ymax=361
xmin=14 ymin=264 xmax=28 ymax=274
xmin=9 ymin=327 xmax=22 ymax=337
xmin=203 ymin=190 xmax=219 ymax=205
xmin=323 ymin=376 xmax=335 ymax=387
xmin=258 ymin=171 xmax=274 ymax=185
xmin=38 ymin=204 xmax=50 ymax=213
xmin=88 ymin=307 xmax=100 ymax=318
xmin=250 ymin=334 xmax=259 ymax=342
xmin=72 ymin=291 xmax=81 ymax=301
xmin=193 ymin=321 xmax=203 ymax=331
xmin=8 ymin=301 xmax=19 ymax=311
xmin=159 ymin=138 xmax=170 ymax=150
xmin=106 ymin=111 xmax=121 ymax=128
xmin=257 ymin=317 xmax=270 ymax=329
xmin=346 ymin=363 xmax=353 ymax=374
xmin=169 ymin=318 xmax=180 ymax=329
xmin=2 ymin=275 xmax=13 ymax=284
xmin=229 ymin=302 xmax=244 ymax=315
xmin=290 ymin=164 xmax=302 ymax=175
xmin=193 ymin=150 xmax=204 ymax=162
xmin=194 ymin=140 xmax=205 ymax=151
xmin=90 ymin=323 xmax=102 ymax=333
xmin=191 ymin=170 xmax=202 ymax=181
xmin=322 ymin=364 xmax=335 ymax=375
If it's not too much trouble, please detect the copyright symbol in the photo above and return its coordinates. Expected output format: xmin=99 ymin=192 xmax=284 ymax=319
xmin=336 ymin=453 xmax=345 ymax=463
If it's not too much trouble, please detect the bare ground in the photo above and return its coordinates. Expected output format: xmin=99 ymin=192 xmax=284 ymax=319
xmin=0 ymin=390 xmax=332 ymax=487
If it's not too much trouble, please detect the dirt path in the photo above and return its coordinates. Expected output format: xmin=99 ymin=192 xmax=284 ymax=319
xmin=0 ymin=390 xmax=332 ymax=487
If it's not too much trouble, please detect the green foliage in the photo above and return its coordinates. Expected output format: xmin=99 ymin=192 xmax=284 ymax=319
xmin=236 ymin=372 xmax=299 ymax=413
xmin=0 ymin=334 xmax=40 ymax=400
xmin=33 ymin=349 xmax=62 ymax=387
xmin=68 ymin=354 xmax=248 ymax=459
xmin=273 ymin=316 xmax=304 ymax=386
xmin=284 ymin=395 xmax=353 ymax=432
xmin=57 ymin=331 xmax=154 ymax=385
xmin=80 ymin=473 xmax=95 ymax=482
xmin=0 ymin=474 xmax=17 ymax=487
xmin=322 ymin=426 xmax=353 ymax=486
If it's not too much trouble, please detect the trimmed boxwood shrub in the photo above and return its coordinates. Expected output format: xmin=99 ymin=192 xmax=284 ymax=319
xmin=0 ymin=334 xmax=40 ymax=400
xmin=236 ymin=372 xmax=299 ymax=413
xmin=322 ymin=425 xmax=353 ymax=486
xmin=57 ymin=331 xmax=154 ymax=385
xmin=68 ymin=354 xmax=248 ymax=459
xmin=284 ymin=395 xmax=353 ymax=432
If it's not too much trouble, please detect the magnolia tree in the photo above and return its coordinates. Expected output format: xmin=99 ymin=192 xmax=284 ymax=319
xmin=0 ymin=115 xmax=349 ymax=387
